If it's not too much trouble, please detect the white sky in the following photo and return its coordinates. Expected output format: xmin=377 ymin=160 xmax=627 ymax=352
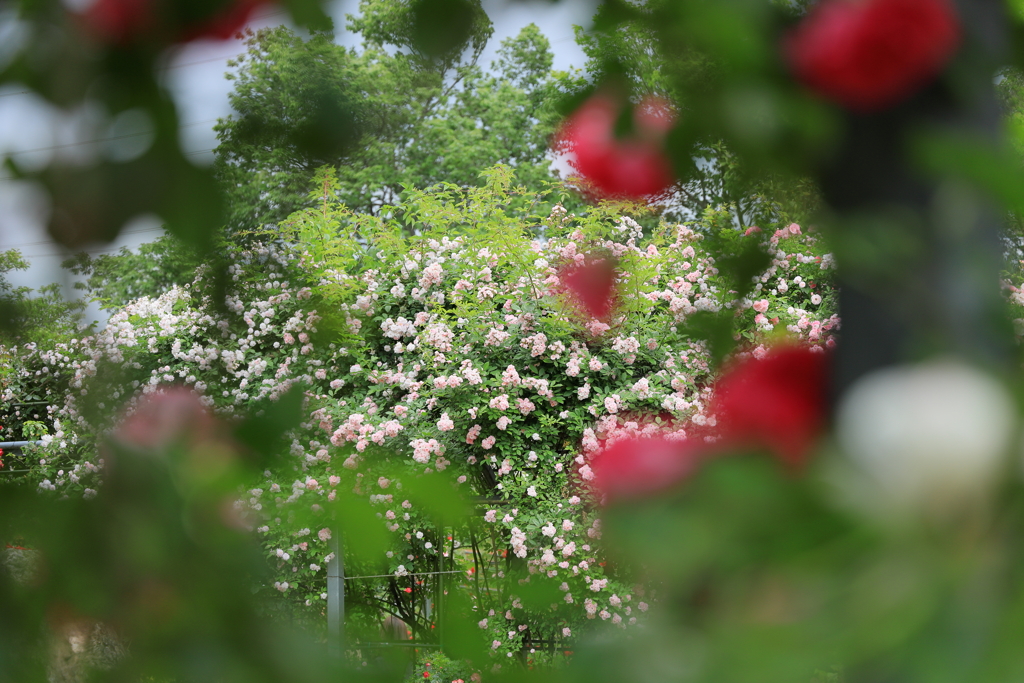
xmin=0 ymin=0 xmax=593 ymax=324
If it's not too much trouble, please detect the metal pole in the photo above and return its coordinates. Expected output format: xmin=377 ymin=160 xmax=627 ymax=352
xmin=327 ymin=526 xmax=344 ymax=658
xmin=437 ymin=528 xmax=446 ymax=648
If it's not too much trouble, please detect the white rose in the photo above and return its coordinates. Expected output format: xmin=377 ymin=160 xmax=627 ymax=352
xmin=836 ymin=359 xmax=1014 ymax=518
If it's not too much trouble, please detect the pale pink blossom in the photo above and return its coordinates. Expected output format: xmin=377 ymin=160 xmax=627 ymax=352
xmin=502 ymin=365 xmax=521 ymax=386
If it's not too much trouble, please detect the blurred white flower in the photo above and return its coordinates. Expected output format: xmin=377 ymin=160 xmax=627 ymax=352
xmin=836 ymin=359 xmax=1014 ymax=515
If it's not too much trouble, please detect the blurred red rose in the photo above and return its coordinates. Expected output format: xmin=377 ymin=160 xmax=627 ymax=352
xmin=785 ymin=0 xmax=960 ymax=112
xmin=80 ymin=0 xmax=268 ymax=44
xmin=181 ymin=0 xmax=268 ymax=41
xmin=556 ymin=93 xmax=675 ymax=200
xmin=711 ymin=345 xmax=829 ymax=467
xmin=81 ymin=0 xmax=152 ymax=43
xmin=114 ymin=386 xmax=217 ymax=453
xmin=590 ymin=435 xmax=703 ymax=503
xmin=560 ymin=256 xmax=619 ymax=321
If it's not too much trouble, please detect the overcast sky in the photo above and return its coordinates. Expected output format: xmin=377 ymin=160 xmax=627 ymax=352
xmin=0 ymin=0 xmax=593 ymax=323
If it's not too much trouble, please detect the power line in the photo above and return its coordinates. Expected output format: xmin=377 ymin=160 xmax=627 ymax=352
xmin=20 ymin=240 xmax=163 ymax=259
xmin=0 ymin=147 xmax=216 ymax=181
xmin=1 ymin=226 xmax=165 ymax=251
xmin=3 ymin=118 xmax=219 ymax=158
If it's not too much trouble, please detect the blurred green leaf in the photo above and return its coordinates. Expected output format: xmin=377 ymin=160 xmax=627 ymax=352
xmin=912 ymin=130 xmax=1024 ymax=215
xmin=680 ymin=310 xmax=735 ymax=369
xmin=234 ymin=382 xmax=308 ymax=468
xmin=400 ymin=471 xmax=473 ymax=527
xmin=328 ymin=491 xmax=392 ymax=564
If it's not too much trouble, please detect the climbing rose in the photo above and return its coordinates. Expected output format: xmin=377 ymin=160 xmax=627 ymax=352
xmin=785 ymin=0 xmax=960 ymax=112
xmin=712 ymin=345 xmax=828 ymax=466
xmin=557 ymin=93 xmax=675 ymax=200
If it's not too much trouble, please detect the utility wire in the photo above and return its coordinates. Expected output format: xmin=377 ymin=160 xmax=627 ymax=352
xmin=0 ymin=147 xmax=215 ymax=182
xmin=344 ymin=570 xmax=467 ymax=581
xmin=1 ymin=226 xmax=164 ymax=251
xmin=2 ymin=118 xmax=219 ymax=158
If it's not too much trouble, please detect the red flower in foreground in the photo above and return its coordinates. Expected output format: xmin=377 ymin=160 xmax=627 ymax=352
xmin=557 ymin=94 xmax=675 ymax=200
xmin=590 ymin=435 xmax=703 ymax=503
xmin=80 ymin=0 xmax=268 ymax=44
xmin=181 ymin=0 xmax=268 ymax=41
xmin=785 ymin=0 xmax=960 ymax=112
xmin=114 ymin=386 xmax=218 ymax=452
xmin=712 ymin=346 xmax=829 ymax=467
xmin=81 ymin=0 xmax=152 ymax=43
xmin=560 ymin=256 xmax=619 ymax=321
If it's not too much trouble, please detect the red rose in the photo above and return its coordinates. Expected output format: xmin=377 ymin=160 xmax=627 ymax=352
xmin=590 ymin=435 xmax=703 ymax=503
xmin=180 ymin=0 xmax=268 ymax=41
xmin=80 ymin=0 xmax=152 ymax=44
xmin=80 ymin=0 xmax=268 ymax=44
xmin=114 ymin=386 xmax=217 ymax=452
xmin=560 ymin=256 xmax=619 ymax=321
xmin=556 ymin=93 xmax=675 ymax=200
xmin=785 ymin=0 xmax=961 ymax=112
xmin=711 ymin=345 xmax=829 ymax=467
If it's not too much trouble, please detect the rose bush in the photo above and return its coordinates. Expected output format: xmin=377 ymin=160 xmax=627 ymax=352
xmin=0 ymin=167 xmax=838 ymax=663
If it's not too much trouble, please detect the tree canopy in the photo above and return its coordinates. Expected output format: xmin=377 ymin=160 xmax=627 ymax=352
xmin=214 ymin=1 xmax=561 ymax=231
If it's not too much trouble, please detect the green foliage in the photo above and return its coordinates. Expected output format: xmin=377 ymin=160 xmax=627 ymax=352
xmin=349 ymin=0 xmax=493 ymax=70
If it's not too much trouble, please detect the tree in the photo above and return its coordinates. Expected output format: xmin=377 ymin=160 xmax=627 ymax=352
xmin=0 ymin=250 xmax=86 ymax=348
xmin=213 ymin=1 xmax=561 ymax=231
xmin=62 ymin=234 xmax=203 ymax=311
